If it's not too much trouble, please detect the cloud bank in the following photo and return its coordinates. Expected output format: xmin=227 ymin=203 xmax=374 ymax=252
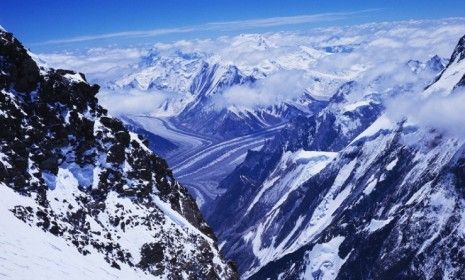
xmin=215 ymin=70 xmax=310 ymax=109
xmin=38 ymin=18 xmax=465 ymax=114
xmin=387 ymin=88 xmax=465 ymax=138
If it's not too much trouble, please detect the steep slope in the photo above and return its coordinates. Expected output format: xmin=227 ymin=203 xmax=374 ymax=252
xmin=249 ymin=119 xmax=465 ymax=279
xmin=424 ymin=34 xmax=465 ymax=96
xmin=208 ymin=35 xmax=456 ymax=277
xmin=249 ymin=59 xmax=465 ymax=278
xmin=243 ymin=35 xmax=465 ymax=279
xmin=206 ymin=80 xmax=386 ymax=275
xmin=0 ymin=30 xmax=237 ymax=279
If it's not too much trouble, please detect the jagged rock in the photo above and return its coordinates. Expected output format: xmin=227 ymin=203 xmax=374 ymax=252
xmin=0 ymin=29 xmax=237 ymax=279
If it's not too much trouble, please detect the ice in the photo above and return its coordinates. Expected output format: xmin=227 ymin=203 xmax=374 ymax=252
xmin=42 ymin=172 xmax=56 ymax=189
xmin=301 ymin=236 xmax=349 ymax=280
xmin=367 ymin=217 xmax=394 ymax=232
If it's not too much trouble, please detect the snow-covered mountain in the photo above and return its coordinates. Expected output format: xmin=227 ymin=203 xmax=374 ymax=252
xmin=105 ymin=42 xmax=331 ymax=139
xmin=0 ymin=29 xmax=237 ymax=279
xmin=207 ymin=33 xmax=465 ymax=279
xmin=65 ymin=19 xmax=458 ymax=142
xmin=34 ymin=18 xmax=465 ymax=279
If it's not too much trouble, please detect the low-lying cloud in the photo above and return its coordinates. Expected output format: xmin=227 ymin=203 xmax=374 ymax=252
xmin=38 ymin=18 xmax=465 ymax=114
xmin=39 ymin=48 xmax=146 ymax=82
xmin=98 ymin=89 xmax=169 ymax=116
xmin=216 ymin=70 xmax=310 ymax=109
xmin=387 ymin=88 xmax=465 ymax=138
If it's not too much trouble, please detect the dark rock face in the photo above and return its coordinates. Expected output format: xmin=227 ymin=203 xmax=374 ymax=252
xmin=449 ymin=34 xmax=465 ymax=64
xmin=0 ymin=31 xmax=40 ymax=93
xmin=0 ymin=30 xmax=237 ymax=279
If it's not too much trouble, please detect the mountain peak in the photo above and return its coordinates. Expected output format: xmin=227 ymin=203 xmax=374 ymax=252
xmin=424 ymin=34 xmax=465 ymax=95
xmin=450 ymin=34 xmax=465 ymax=64
xmin=0 ymin=30 xmax=40 ymax=93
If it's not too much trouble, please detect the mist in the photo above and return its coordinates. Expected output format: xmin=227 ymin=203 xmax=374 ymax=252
xmin=386 ymin=88 xmax=465 ymax=138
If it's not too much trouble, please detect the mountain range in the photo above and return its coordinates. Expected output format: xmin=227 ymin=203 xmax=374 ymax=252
xmin=2 ymin=18 xmax=465 ymax=280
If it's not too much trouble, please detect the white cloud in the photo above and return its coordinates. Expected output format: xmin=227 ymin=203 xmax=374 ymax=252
xmin=38 ymin=18 xmax=465 ymax=113
xmin=387 ymin=88 xmax=465 ymax=138
xmin=36 ymin=27 xmax=198 ymax=45
xmin=215 ymin=70 xmax=310 ymax=109
xmin=98 ymin=89 xmax=169 ymax=115
xmin=39 ymin=48 xmax=147 ymax=82
xmin=34 ymin=10 xmax=379 ymax=45
xmin=206 ymin=9 xmax=381 ymax=30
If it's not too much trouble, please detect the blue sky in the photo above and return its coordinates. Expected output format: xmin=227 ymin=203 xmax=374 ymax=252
xmin=1 ymin=0 xmax=464 ymax=52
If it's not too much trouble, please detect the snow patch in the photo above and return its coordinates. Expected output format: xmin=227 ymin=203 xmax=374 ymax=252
xmin=301 ymin=236 xmax=349 ymax=280
xmin=367 ymin=217 xmax=394 ymax=232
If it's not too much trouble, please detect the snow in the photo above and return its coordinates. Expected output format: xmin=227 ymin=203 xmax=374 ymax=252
xmin=152 ymin=195 xmax=213 ymax=242
xmin=301 ymin=236 xmax=349 ymax=280
xmin=0 ymin=152 xmax=11 ymax=168
xmin=367 ymin=217 xmax=394 ymax=232
xmin=240 ymin=150 xmax=338 ymax=275
xmin=351 ymin=114 xmax=394 ymax=143
xmin=47 ymin=168 xmax=81 ymax=211
xmin=92 ymin=166 xmax=102 ymax=189
xmin=363 ymin=175 xmax=378 ymax=195
xmin=424 ymin=56 xmax=465 ymax=96
xmin=246 ymin=150 xmax=337 ymax=215
xmin=0 ymin=184 xmax=154 ymax=280
xmin=244 ymin=157 xmax=354 ymax=277
xmin=418 ymin=187 xmax=456 ymax=254
xmin=40 ymin=18 xmax=465 ymax=120
xmin=343 ymin=100 xmax=371 ymax=112
xmin=386 ymin=157 xmax=398 ymax=171
xmin=13 ymin=17 xmax=465 ymax=280
xmin=64 ymin=73 xmax=86 ymax=84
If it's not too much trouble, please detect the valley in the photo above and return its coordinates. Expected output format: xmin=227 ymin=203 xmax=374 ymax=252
xmin=125 ymin=115 xmax=287 ymax=208
xmin=2 ymin=13 xmax=465 ymax=280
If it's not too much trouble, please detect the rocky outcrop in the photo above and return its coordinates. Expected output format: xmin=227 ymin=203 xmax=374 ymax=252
xmin=0 ymin=29 xmax=237 ymax=279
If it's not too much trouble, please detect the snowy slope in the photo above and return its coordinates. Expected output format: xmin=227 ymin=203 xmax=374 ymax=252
xmin=208 ymin=32 xmax=465 ymax=279
xmin=0 ymin=184 xmax=155 ymax=280
xmin=0 ymin=29 xmax=237 ymax=279
xmin=424 ymin=35 xmax=465 ymax=96
xmin=246 ymin=34 xmax=465 ymax=279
